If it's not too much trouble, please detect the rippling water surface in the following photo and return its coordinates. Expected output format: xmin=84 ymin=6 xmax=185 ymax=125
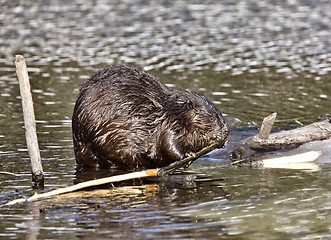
xmin=0 ymin=0 xmax=330 ymax=239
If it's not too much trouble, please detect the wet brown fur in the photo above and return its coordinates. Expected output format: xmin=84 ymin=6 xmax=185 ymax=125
xmin=72 ymin=65 xmax=229 ymax=170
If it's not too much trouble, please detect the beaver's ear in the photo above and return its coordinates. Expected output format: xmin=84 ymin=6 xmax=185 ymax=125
xmin=186 ymin=100 xmax=197 ymax=120
xmin=186 ymin=99 xmax=195 ymax=110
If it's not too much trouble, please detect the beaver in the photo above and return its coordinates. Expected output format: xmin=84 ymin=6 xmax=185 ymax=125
xmin=72 ymin=65 xmax=229 ymax=170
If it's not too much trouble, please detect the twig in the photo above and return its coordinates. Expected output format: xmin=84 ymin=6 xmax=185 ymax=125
xmin=15 ymin=55 xmax=44 ymax=187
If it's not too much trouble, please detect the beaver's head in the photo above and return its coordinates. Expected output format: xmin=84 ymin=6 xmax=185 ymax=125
xmin=182 ymin=91 xmax=229 ymax=151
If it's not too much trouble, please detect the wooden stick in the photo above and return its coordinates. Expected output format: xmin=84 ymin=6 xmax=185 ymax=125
xmin=15 ymin=55 xmax=44 ymax=187
xmin=2 ymin=169 xmax=159 ymax=206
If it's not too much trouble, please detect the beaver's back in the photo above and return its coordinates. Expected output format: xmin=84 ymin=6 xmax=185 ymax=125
xmin=72 ymin=66 xmax=175 ymax=169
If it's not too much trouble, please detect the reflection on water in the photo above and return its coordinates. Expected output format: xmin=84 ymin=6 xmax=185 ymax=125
xmin=0 ymin=0 xmax=330 ymax=239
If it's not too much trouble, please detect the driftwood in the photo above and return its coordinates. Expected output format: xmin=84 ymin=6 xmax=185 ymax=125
xmin=15 ymin=55 xmax=44 ymax=187
xmin=216 ymin=113 xmax=331 ymax=160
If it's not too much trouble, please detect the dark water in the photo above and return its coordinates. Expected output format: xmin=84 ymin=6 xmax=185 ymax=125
xmin=0 ymin=0 xmax=330 ymax=239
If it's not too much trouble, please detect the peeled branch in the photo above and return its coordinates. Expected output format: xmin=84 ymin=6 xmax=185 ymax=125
xmin=261 ymin=150 xmax=322 ymax=166
xmin=232 ymin=150 xmax=322 ymax=171
xmin=1 ymin=169 xmax=158 ymax=207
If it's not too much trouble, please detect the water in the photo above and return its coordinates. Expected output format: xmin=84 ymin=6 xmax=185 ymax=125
xmin=0 ymin=0 xmax=330 ymax=239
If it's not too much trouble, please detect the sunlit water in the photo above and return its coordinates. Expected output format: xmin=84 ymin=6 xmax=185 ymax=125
xmin=0 ymin=0 xmax=330 ymax=239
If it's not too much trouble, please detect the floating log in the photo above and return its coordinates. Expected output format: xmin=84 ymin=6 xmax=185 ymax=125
xmin=15 ymin=55 xmax=44 ymax=188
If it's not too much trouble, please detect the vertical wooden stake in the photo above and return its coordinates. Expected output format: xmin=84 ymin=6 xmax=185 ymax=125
xmin=15 ymin=55 xmax=44 ymax=188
